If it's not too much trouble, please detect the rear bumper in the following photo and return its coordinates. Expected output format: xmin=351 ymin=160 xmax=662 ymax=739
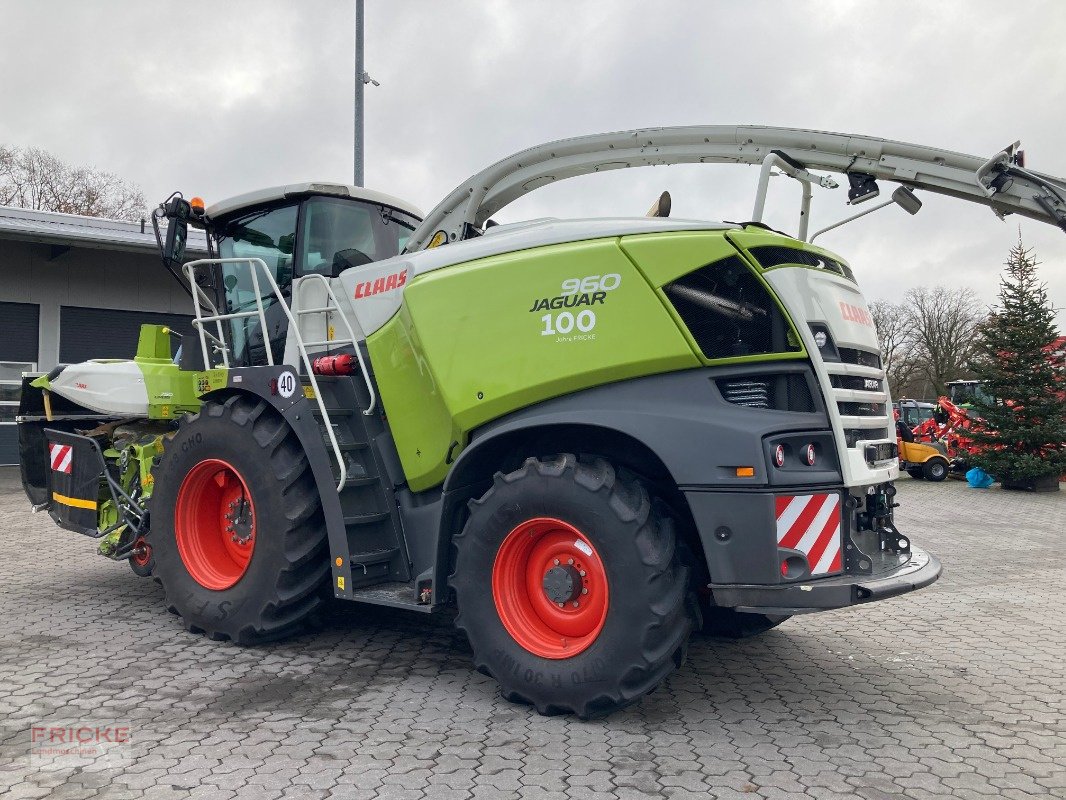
xmin=710 ymin=546 xmax=941 ymax=614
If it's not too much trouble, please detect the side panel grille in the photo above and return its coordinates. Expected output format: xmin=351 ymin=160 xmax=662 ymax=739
xmin=716 ymin=373 xmax=816 ymax=412
xmin=720 ymin=380 xmax=770 ymax=408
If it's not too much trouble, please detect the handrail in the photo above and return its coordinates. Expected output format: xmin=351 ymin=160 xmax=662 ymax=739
xmin=181 ymin=257 xmax=349 ymax=492
xmin=181 ymin=263 xmax=233 ymax=367
xmin=293 ymin=273 xmax=377 ymax=415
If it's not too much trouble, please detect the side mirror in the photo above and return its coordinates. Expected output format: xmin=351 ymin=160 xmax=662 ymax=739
xmin=163 ymin=217 xmax=188 ymax=265
xmin=891 ymin=186 xmax=922 ymax=215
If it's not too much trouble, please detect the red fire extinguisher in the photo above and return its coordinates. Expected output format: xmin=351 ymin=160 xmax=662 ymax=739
xmin=311 ymin=354 xmax=355 ymax=375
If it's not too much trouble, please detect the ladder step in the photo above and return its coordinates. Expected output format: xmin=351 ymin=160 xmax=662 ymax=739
xmin=323 ymin=439 xmax=368 ymax=452
xmin=343 ymin=475 xmax=381 ymax=487
xmin=349 ymin=548 xmax=399 ymax=566
xmin=343 ymin=511 xmax=391 ymax=526
xmin=347 ymin=580 xmax=433 ymax=612
xmin=312 ymin=406 xmax=354 ymax=417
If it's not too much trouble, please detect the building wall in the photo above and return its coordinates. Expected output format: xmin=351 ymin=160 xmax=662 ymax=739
xmin=0 ymin=239 xmax=193 ymax=371
xmin=0 ymin=238 xmax=196 ymax=465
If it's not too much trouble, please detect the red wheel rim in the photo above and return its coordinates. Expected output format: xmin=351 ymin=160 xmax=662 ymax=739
xmin=491 ymin=517 xmax=609 ymax=659
xmin=174 ymin=458 xmax=256 ymax=590
xmin=131 ymin=536 xmax=152 ymax=568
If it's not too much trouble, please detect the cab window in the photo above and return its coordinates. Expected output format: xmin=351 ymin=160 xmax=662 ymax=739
xmin=298 ymin=197 xmax=418 ymax=277
xmin=215 ymin=203 xmax=299 ymax=366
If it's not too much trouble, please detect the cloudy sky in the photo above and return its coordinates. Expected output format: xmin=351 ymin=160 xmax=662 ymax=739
xmin=2 ymin=1 xmax=1065 ymax=325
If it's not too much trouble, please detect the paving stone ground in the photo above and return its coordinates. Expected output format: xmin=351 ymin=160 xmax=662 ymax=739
xmin=0 ymin=466 xmax=1063 ymax=799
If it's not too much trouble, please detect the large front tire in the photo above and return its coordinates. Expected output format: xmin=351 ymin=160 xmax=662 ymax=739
xmin=150 ymin=395 xmax=329 ymax=644
xmin=452 ymin=455 xmax=696 ymax=718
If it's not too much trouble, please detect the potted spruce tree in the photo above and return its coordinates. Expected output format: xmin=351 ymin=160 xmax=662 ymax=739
xmin=968 ymin=239 xmax=1066 ymax=491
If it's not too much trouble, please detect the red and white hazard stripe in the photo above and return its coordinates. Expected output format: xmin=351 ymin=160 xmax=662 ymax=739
xmin=775 ymin=493 xmax=842 ymax=575
xmin=49 ymin=443 xmax=73 ymax=475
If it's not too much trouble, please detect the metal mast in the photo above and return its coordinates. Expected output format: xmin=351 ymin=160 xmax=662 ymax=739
xmin=354 ymin=0 xmax=364 ymax=187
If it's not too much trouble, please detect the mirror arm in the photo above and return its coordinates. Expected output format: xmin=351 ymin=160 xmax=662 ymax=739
xmin=151 ymin=204 xmax=197 ymax=303
xmin=808 ymin=197 xmax=895 ymax=243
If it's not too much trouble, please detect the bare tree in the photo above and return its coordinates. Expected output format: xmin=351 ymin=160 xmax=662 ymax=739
xmin=904 ymin=286 xmax=984 ymax=397
xmin=0 ymin=144 xmax=145 ymax=220
xmin=870 ymin=300 xmax=918 ymax=396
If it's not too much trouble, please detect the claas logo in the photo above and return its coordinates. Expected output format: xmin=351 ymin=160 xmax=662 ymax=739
xmin=353 ymin=269 xmax=407 ymax=300
xmin=839 ymin=301 xmax=873 ymax=327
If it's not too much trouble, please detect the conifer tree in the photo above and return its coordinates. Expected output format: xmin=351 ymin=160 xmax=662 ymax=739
xmin=969 ymin=239 xmax=1066 ymax=489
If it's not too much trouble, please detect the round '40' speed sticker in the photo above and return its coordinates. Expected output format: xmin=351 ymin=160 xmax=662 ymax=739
xmin=277 ymin=371 xmax=297 ymax=399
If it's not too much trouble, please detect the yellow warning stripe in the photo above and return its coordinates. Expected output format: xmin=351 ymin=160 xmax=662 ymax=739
xmin=52 ymin=492 xmax=97 ymax=510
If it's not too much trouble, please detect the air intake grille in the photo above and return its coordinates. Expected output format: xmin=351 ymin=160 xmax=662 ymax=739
xmin=746 ymin=245 xmax=856 ymax=282
xmin=830 ymin=374 xmax=883 ymax=392
xmin=837 ymin=401 xmax=886 ymax=417
xmin=844 ymin=427 xmax=893 ymax=447
xmin=838 ymin=347 xmax=881 ymax=369
xmin=716 ymin=373 xmax=816 ymax=412
xmin=664 ymin=256 xmax=802 ymax=361
xmin=720 ymin=380 xmax=770 ymax=408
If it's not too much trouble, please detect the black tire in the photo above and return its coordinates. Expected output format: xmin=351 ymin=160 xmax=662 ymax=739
xmin=923 ymin=457 xmax=949 ymax=482
xmin=907 ymin=467 xmax=925 ymax=480
xmin=149 ymin=395 xmax=330 ymax=644
xmin=698 ymin=605 xmax=790 ymax=638
xmin=452 ymin=454 xmax=696 ymax=718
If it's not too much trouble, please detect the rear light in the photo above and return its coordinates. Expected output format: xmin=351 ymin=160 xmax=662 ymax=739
xmin=780 ymin=555 xmax=807 ymax=579
xmin=773 ymin=445 xmax=785 ymax=468
xmin=804 ymin=444 xmax=816 ymax=466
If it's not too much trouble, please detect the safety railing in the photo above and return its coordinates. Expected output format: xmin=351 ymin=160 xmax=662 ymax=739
xmin=181 ymin=258 xmax=356 ymax=491
xmin=291 ymin=273 xmax=376 ymax=415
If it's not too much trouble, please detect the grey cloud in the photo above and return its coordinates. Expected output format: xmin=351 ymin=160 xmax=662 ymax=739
xmin=1 ymin=0 xmax=1064 ymax=323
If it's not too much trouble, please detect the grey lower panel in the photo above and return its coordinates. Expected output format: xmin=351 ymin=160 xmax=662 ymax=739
xmin=685 ymin=489 xmax=783 ymax=584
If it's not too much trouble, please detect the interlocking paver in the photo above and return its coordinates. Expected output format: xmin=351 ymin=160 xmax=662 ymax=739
xmin=0 ymin=469 xmax=1063 ymax=798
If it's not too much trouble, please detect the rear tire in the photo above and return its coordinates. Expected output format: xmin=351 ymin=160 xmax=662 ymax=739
xmin=452 ymin=454 xmax=696 ymax=718
xmin=149 ymin=395 xmax=329 ymax=644
xmin=923 ymin=458 xmax=949 ymax=482
xmin=698 ymin=605 xmax=789 ymax=638
xmin=907 ymin=467 xmax=925 ymax=480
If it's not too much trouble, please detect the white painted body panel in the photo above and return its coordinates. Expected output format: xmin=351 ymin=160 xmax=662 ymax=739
xmin=49 ymin=360 xmax=150 ymax=416
xmin=763 ymin=267 xmax=898 ymax=488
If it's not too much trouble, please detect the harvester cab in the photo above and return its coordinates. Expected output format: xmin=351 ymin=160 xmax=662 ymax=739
xmin=152 ymin=183 xmax=422 ymax=369
xmin=17 ymin=125 xmax=1066 ymax=717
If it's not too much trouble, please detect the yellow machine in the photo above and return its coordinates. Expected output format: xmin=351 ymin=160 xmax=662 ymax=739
xmin=897 ymin=422 xmax=949 ymax=481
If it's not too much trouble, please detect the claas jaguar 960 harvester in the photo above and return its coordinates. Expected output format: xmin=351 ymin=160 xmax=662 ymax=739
xmin=18 ymin=126 xmax=1066 ymax=716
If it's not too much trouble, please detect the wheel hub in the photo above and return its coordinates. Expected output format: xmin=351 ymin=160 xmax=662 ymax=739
xmin=542 ymin=564 xmax=582 ymax=605
xmin=224 ymin=498 xmax=254 ymax=545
